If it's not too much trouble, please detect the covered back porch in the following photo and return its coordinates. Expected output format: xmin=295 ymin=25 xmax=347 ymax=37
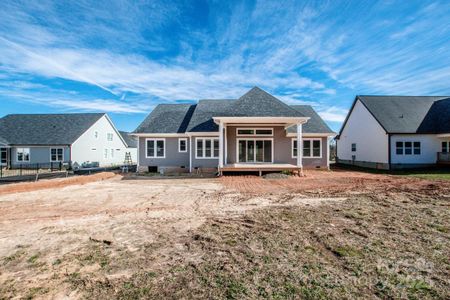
xmin=213 ymin=116 xmax=309 ymax=175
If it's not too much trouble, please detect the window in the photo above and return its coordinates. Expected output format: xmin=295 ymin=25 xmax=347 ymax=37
xmin=404 ymin=142 xmax=412 ymax=155
xmin=50 ymin=148 xmax=64 ymax=161
xmin=351 ymin=143 xmax=356 ymax=152
xmin=17 ymin=148 xmax=30 ymax=162
xmin=111 ymin=149 xmax=114 ymax=158
xmin=413 ymin=142 xmax=421 ymax=155
xmin=292 ymin=139 xmax=321 ymax=158
xmin=396 ymin=141 xmax=421 ymax=155
xmin=146 ymin=138 xmax=165 ymax=158
xmin=236 ymin=128 xmax=273 ymax=136
xmin=396 ymin=142 xmax=403 ymax=155
xmin=1 ymin=148 xmax=7 ymax=164
xmin=94 ymin=131 xmax=98 ymax=139
xmin=196 ymin=138 xmax=219 ymax=158
xmin=442 ymin=141 xmax=449 ymax=153
xmin=104 ymin=149 xmax=108 ymax=159
xmin=107 ymin=133 xmax=113 ymax=141
xmin=178 ymin=138 xmax=187 ymax=152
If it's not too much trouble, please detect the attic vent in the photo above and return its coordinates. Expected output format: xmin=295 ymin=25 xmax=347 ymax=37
xmin=399 ymin=114 xmax=404 ymax=118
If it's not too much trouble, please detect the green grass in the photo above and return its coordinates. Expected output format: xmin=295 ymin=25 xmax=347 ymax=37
xmin=334 ymin=164 xmax=450 ymax=180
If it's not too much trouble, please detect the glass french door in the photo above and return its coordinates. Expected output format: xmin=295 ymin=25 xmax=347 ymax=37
xmin=238 ymin=140 xmax=272 ymax=163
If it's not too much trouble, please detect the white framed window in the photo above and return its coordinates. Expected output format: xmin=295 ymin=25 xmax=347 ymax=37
xmin=146 ymin=138 xmax=165 ymax=158
xmin=104 ymin=149 xmax=108 ymax=159
xmin=351 ymin=143 xmax=356 ymax=152
xmin=236 ymin=128 xmax=273 ymax=136
xmin=292 ymin=138 xmax=321 ymax=158
xmin=178 ymin=138 xmax=187 ymax=153
xmin=50 ymin=148 xmax=64 ymax=162
xmin=94 ymin=131 xmax=98 ymax=139
xmin=107 ymin=133 xmax=113 ymax=141
xmin=442 ymin=141 xmax=449 ymax=153
xmin=17 ymin=148 xmax=30 ymax=162
xmin=1 ymin=148 xmax=7 ymax=164
xmin=396 ymin=141 xmax=421 ymax=155
xmin=195 ymin=138 xmax=219 ymax=159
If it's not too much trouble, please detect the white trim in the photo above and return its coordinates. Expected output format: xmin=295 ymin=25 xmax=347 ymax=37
xmin=292 ymin=138 xmax=322 ymax=158
xmin=189 ymin=137 xmax=192 ymax=172
xmin=296 ymin=123 xmax=303 ymax=168
xmin=236 ymin=138 xmax=274 ymax=163
xmin=178 ymin=138 xmax=188 ymax=153
xmin=145 ymin=138 xmax=166 ymax=158
xmin=137 ymin=137 xmax=140 ymax=170
xmin=394 ymin=140 xmax=421 ymax=156
xmin=50 ymin=147 xmax=64 ymax=162
xmin=219 ymin=122 xmax=224 ymax=168
xmin=195 ymin=137 xmax=219 ymax=159
xmin=286 ymin=132 xmax=336 ymax=137
xmin=326 ymin=137 xmax=330 ymax=169
xmin=214 ymin=116 xmax=309 ymax=125
xmin=236 ymin=128 xmax=273 ymax=136
xmin=132 ymin=133 xmax=188 ymax=137
xmin=187 ymin=132 xmax=220 ymax=137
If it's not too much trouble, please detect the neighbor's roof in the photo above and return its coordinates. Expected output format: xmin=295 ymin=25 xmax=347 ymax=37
xmin=0 ymin=113 xmax=105 ymax=145
xmin=351 ymin=96 xmax=450 ymax=134
xmin=119 ymin=131 xmax=137 ymax=148
xmin=287 ymin=105 xmax=334 ymax=134
xmin=134 ymin=104 xmax=195 ymax=134
xmin=135 ymin=87 xmax=324 ymax=134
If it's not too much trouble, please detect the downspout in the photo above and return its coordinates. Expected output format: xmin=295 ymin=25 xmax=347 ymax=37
xmin=388 ymin=134 xmax=391 ymax=171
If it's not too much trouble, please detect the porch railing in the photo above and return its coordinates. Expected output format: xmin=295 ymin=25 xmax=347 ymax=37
xmin=437 ymin=152 xmax=450 ymax=162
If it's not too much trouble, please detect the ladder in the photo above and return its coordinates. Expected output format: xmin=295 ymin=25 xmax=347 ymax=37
xmin=124 ymin=152 xmax=133 ymax=165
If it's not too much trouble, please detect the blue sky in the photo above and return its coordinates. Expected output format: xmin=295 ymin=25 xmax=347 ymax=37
xmin=0 ymin=0 xmax=449 ymax=132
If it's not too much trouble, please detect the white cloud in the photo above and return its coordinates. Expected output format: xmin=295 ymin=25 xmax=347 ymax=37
xmin=317 ymin=107 xmax=348 ymax=123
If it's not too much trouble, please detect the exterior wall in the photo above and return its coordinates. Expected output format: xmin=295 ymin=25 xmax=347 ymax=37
xmin=138 ymin=137 xmax=190 ymax=172
xmin=390 ymin=134 xmax=440 ymax=165
xmin=226 ymin=126 xmax=328 ymax=168
xmin=126 ymin=147 xmax=138 ymax=164
xmin=337 ymin=100 xmax=389 ymax=165
xmin=10 ymin=146 xmax=70 ymax=166
xmin=71 ymin=115 xmax=129 ymax=167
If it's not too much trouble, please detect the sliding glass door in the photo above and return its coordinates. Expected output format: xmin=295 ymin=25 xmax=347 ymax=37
xmin=0 ymin=148 xmax=7 ymax=166
xmin=238 ymin=139 xmax=272 ymax=163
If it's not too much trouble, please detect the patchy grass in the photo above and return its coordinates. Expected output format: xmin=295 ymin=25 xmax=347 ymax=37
xmin=58 ymin=191 xmax=449 ymax=299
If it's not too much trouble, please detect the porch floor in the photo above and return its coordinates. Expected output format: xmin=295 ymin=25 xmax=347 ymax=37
xmin=221 ymin=163 xmax=300 ymax=172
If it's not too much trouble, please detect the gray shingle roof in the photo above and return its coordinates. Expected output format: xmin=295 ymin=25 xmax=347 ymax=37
xmin=134 ymin=104 xmax=195 ymax=133
xmin=119 ymin=131 xmax=137 ymax=148
xmin=0 ymin=136 xmax=9 ymax=146
xmin=0 ymin=113 xmax=105 ymax=145
xmin=356 ymin=96 xmax=450 ymax=134
xmin=136 ymin=87 xmax=331 ymax=134
xmin=288 ymin=105 xmax=334 ymax=134
xmin=186 ymin=100 xmax=235 ymax=132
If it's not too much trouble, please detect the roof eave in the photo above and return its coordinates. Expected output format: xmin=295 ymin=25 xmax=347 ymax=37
xmin=213 ymin=116 xmax=310 ymax=125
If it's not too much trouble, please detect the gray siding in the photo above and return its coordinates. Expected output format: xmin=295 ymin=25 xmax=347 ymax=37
xmin=11 ymin=146 xmax=71 ymax=166
xmin=139 ymin=137 xmax=190 ymax=169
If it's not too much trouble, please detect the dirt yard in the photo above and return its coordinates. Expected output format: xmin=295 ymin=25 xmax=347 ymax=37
xmin=0 ymin=170 xmax=449 ymax=299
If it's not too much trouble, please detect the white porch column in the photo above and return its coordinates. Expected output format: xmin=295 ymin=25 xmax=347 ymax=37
xmin=219 ymin=122 xmax=224 ymax=168
xmin=189 ymin=136 xmax=192 ymax=173
xmin=224 ymin=125 xmax=228 ymax=165
xmin=326 ymin=137 xmax=330 ymax=170
xmin=296 ymin=123 xmax=303 ymax=170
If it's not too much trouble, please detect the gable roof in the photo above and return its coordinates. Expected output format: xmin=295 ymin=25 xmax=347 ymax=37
xmin=338 ymin=96 xmax=450 ymax=136
xmin=135 ymin=87 xmax=332 ymax=134
xmin=0 ymin=136 xmax=9 ymax=147
xmin=0 ymin=113 xmax=105 ymax=145
xmin=288 ymin=105 xmax=334 ymax=134
xmin=225 ymin=87 xmax=304 ymax=117
xmin=119 ymin=131 xmax=137 ymax=148
xmin=134 ymin=104 xmax=195 ymax=134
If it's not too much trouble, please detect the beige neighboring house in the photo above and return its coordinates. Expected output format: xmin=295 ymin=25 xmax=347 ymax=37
xmin=133 ymin=87 xmax=336 ymax=175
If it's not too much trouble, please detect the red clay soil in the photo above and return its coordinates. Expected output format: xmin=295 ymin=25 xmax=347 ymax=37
xmin=220 ymin=169 xmax=445 ymax=195
xmin=0 ymin=172 xmax=117 ymax=196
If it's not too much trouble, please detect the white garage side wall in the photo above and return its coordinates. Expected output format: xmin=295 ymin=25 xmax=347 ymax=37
xmin=337 ymin=100 xmax=389 ymax=166
xmin=390 ymin=134 xmax=440 ymax=165
xmin=71 ymin=115 xmax=128 ymax=167
xmin=126 ymin=147 xmax=138 ymax=164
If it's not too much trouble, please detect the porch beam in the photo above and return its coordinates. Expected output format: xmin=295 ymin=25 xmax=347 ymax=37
xmin=296 ymin=123 xmax=303 ymax=170
xmin=219 ymin=121 xmax=224 ymax=168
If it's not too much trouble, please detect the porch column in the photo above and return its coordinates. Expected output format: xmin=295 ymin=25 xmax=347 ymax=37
xmin=189 ymin=136 xmax=192 ymax=173
xmin=296 ymin=123 xmax=303 ymax=171
xmin=326 ymin=137 xmax=330 ymax=170
xmin=219 ymin=122 xmax=224 ymax=169
xmin=224 ymin=126 xmax=228 ymax=165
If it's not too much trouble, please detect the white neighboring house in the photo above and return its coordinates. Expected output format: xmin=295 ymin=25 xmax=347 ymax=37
xmin=0 ymin=113 xmax=135 ymax=168
xmin=336 ymin=95 xmax=450 ymax=170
